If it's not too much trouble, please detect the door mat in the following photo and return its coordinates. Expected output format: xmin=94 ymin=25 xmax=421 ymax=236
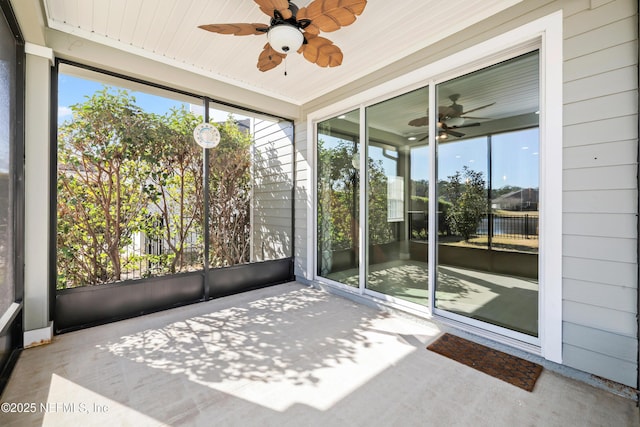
xmin=427 ymin=333 xmax=543 ymax=392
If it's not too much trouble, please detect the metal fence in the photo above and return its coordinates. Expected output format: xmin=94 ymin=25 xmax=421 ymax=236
xmin=477 ymin=214 xmax=539 ymax=240
xmin=409 ymin=212 xmax=539 ymax=241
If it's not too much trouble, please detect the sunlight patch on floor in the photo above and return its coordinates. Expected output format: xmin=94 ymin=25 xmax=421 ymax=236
xmin=42 ymin=374 xmax=160 ymax=426
xmin=98 ymin=287 xmax=440 ymax=412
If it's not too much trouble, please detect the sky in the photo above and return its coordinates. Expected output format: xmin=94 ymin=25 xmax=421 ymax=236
xmin=58 ymin=73 xmax=239 ymax=125
xmin=321 ymin=127 xmax=539 ymax=190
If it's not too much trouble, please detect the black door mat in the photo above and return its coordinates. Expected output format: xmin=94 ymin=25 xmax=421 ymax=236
xmin=427 ymin=333 xmax=543 ymax=392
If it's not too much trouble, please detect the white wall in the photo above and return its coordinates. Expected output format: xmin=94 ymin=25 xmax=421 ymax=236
xmin=252 ymin=119 xmax=294 ymax=262
xmin=561 ymin=0 xmax=638 ymax=387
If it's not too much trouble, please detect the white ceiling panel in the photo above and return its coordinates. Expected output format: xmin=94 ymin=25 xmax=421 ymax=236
xmin=43 ymin=0 xmax=522 ymax=105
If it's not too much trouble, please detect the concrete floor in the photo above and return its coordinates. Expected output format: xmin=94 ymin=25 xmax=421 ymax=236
xmin=1 ymin=282 xmax=638 ymax=426
xmin=326 ymin=260 xmax=538 ymax=335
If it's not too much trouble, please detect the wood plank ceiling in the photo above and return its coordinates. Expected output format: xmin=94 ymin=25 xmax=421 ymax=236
xmin=43 ymin=0 xmax=523 ymax=106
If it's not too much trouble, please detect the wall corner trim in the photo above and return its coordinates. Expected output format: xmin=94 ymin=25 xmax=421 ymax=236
xmin=23 ymin=321 xmax=53 ymax=349
xmin=25 ymin=42 xmax=54 ymax=65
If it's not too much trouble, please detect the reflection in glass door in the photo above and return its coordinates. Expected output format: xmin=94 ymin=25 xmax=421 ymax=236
xmin=435 ymin=51 xmax=540 ymax=336
xmin=316 ymin=110 xmax=360 ymax=286
xmin=365 ymin=87 xmax=429 ymax=306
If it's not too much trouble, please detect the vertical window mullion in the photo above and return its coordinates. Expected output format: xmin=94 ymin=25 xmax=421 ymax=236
xmin=428 ymin=81 xmax=437 ymax=313
xmin=359 ymin=105 xmax=367 ymax=294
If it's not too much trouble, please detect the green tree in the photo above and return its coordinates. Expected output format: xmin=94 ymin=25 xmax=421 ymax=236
xmin=442 ymin=166 xmax=486 ymax=241
xmin=317 ymin=139 xmax=395 ymax=256
xmin=317 ymin=139 xmax=359 ymax=253
xmin=57 ymin=88 xmax=156 ymax=287
xmin=207 ymin=117 xmax=253 ymax=267
xmin=143 ymin=107 xmax=203 ymax=273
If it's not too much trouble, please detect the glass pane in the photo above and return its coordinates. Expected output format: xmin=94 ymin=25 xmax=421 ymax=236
xmin=57 ymin=65 xmax=205 ymax=288
xmin=205 ymin=106 xmax=294 ymax=267
xmin=365 ymin=86 xmax=429 ymax=306
xmin=435 ymin=51 xmax=540 ymax=336
xmin=0 ymin=12 xmax=16 ymax=314
xmin=317 ymin=110 xmax=360 ymax=286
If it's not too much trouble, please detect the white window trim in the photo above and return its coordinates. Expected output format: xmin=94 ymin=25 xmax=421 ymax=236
xmin=306 ymin=11 xmax=563 ymax=363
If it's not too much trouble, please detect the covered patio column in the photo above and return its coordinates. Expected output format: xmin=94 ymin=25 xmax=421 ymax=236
xmin=23 ymin=43 xmax=54 ymax=346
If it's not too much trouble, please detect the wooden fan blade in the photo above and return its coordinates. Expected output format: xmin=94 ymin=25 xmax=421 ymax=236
xmin=461 ymin=102 xmax=495 ymax=115
xmin=461 ymin=116 xmax=491 ymax=120
xmin=445 ymin=129 xmax=465 ymax=137
xmin=408 ymin=116 xmax=428 ymax=127
xmin=254 ymin=0 xmax=292 ymax=19
xmin=199 ymin=23 xmax=269 ymax=36
xmin=298 ymin=34 xmax=343 ymax=67
xmin=452 ymin=122 xmax=481 ymax=129
xmin=257 ymin=43 xmax=286 ymax=72
xmin=298 ymin=0 xmax=367 ymax=35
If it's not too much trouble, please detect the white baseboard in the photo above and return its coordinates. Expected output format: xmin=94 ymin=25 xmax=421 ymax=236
xmin=24 ymin=322 xmax=53 ymax=348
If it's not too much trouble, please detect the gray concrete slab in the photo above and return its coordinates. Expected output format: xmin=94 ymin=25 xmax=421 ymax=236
xmin=1 ymin=282 xmax=637 ymax=426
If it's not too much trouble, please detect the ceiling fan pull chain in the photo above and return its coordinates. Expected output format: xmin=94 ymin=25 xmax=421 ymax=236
xmin=284 ymin=56 xmax=288 ymax=76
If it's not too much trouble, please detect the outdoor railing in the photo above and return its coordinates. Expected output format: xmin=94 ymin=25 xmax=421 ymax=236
xmin=409 ymin=211 xmax=539 ymax=241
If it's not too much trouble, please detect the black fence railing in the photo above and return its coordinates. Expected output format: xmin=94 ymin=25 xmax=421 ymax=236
xmin=409 ymin=212 xmax=539 ymax=241
xmin=477 ymin=213 xmax=539 ymax=240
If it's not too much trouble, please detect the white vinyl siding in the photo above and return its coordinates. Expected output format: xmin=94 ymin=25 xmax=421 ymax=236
xmin=561 ymin=0 xmax=638 ymax=387
xmin=251 ymin=119 xmax=294 ymax=262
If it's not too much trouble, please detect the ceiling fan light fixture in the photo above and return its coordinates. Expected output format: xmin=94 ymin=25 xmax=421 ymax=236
xmin=267 ymin=24 xmax=304 ymax=54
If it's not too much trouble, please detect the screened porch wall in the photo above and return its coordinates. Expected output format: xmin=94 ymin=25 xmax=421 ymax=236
xmin=251 ymin=119 xmax=295 ymax=262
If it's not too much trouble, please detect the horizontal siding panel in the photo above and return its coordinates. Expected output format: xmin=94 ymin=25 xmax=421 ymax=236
xmin=564 ymin=321 xmax=638 ymax=362
xmin=295 ymin=168 xmax=310 ymax=182
xmin=254 ymin=119 xmax=291 ymax=132
xmin=563 ymin=115 xmax=637 ymax=147
xmin=563 ymin=164 xmax=636 ymax=191
xmin=563 ymin=256 xmax=636 ymax=288
xmin=254 ymin=205 xmax=294 ymax=215
xmin=563 ymin=212 xmax=636 ymax=238
xmin=296 ymin=150 xmax=310 ymax=162
xmin=254 ymin=201 xmax=293 ymax=211
xmin=563 ymin=235 xmax=636 ymax=263
xmin=563 ymin=0 xmax=637 ymax=39
xmin=564 ymin=278 xmax=637 ymax=313
xmin=563 ymin=189 xmax=637 ymax=213
xmin=254 ymin=164 xmax=294 ymax=177
xmin=564 ymin=66 xmax=637 ymax=104
xmin=564 ymin=40 xmax=637 ymax=82
xmin=563 ymin=343 xmax=637 ymax=387
xmin=254 ymin=144 xmax=293 ymax=158
xmin=564 ymin=15 xmax=636 ymax=60
xmin=252 ymin=216 xmax=292 ymax=228
xmin=563 ymin=300 xmax=637 ymax=336
xmin=255 ymin=178 xmax=294 ymax=188
xmin=563 ymin=139 xmax=636 ymax=169
xmin=564 ymin=91 xmax=637 ymax=126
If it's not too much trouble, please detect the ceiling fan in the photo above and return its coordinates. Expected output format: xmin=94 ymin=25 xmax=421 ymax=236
xmin=413 ymin=121 xmax=480 ymax=142
xmin=408 ymin=93 xmax=495 ymax=131
xmin=199 ymin=0 xmax=367 ymax=72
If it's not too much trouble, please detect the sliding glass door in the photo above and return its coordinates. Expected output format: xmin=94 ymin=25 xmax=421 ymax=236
xmin=315 ymin=49 xmax=541 ymax=339
xmin=316 ymin=110 xmax=360 ymax=286
xmin=434 ymin=51 xmax=540 ymax=337
xmin=365 ymin=87 xmax=430 ymax=306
